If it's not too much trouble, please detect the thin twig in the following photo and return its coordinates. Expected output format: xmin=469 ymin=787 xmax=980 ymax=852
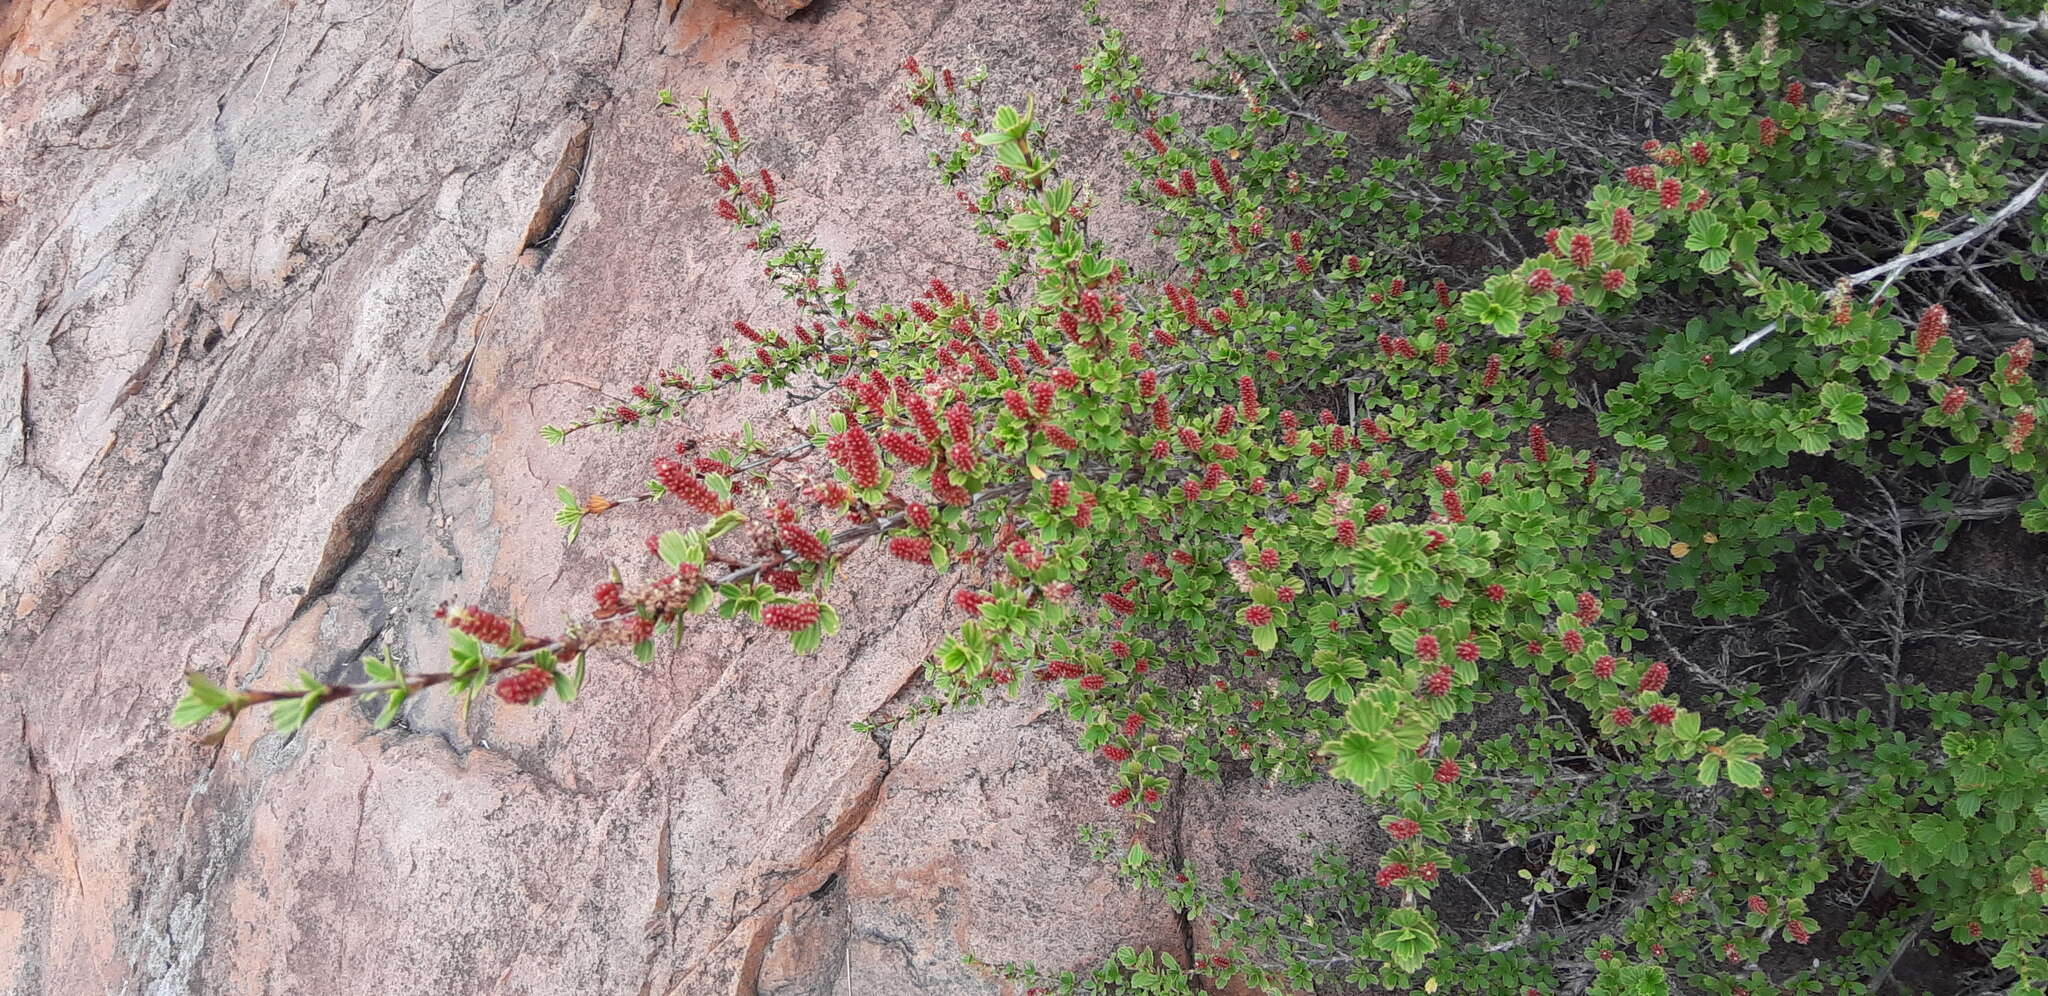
xmin=1730 ymin=171 xmax=2048 ymax=353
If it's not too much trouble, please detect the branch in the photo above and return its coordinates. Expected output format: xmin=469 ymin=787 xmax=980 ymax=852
xmin=1963 ymin=30 xmax=2048 ymax=97
xmin=1729 ymin=170 xmax=2048 ymax=353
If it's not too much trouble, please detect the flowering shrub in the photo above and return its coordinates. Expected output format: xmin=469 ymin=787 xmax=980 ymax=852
xmin=173 ymin=0 xmax=2048 ymax=993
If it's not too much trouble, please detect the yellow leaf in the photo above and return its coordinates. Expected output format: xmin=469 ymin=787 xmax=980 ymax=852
xmin=1669 ymin=541 xmax=1691 ymax=558
xmin=1028 ymin=464 xmax=1047 ymax=481
xmin=1424 ymin=978 xmax=1439 ymax=994
xmin=1702 ymin=532 xmax=1719 ymax=544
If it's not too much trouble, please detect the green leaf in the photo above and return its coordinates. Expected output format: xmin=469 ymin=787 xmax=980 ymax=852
xmin=1697 ymin=755 xmax=1722 ymax=786
xmin=171 ymin=672 xmax=231 ymax=728
xmin=1325 ymin=730 xmax=1400 ymax=793
xmin=1725 ymin=757 xmax=1763 ymax=788
xmin=373 ymin=689 xmax=408 ymax=729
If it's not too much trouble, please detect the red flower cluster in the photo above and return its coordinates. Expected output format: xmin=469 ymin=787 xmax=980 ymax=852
xmin=887 ymin=536 xmax=932 ymax=564
xmin=1434 ymin=758 xmax=1461 ymax=783
xmin=1387 ymin=818 xmax=1421 ymax=841
xmin=782 ymin=525 xmax=829 ymax=562
xmin=2004 ymin=337 xmax=2033 ymax=386
xmin=1916 ymin=304 xmax=1949 ymax=354
xmin=442 ymin=604 xmax=514 ymax=647
xmin=495 ymin=666 xmax=553 ymax=705
xmin=1570 ymin=233 xmax=1594 ymax=270
xmin=1638 ymin=661 xmax=1669 ymax=693
xmin=1423 ymin=666 xmax=1453 ymax=697
xmin=762 ymin=603 xmax=821 ymax=631
xmin=654 ymin=457 xmax=724 ymax=514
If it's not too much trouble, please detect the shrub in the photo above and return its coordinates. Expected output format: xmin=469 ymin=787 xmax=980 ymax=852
xmin=174 ymin=1 xmax=2048 ymax=993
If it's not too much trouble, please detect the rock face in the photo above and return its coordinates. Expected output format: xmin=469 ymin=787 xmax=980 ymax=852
xmin=0 ymin=0 xmax=1381 ymax=993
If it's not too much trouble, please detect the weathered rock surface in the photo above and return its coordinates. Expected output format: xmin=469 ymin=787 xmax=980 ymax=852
xmin=0 ymin=1 xmax=1384 ymax=993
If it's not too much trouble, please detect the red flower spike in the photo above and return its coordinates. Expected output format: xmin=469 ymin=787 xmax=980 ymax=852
xmin=1423 ymin=666 xmax=1453 ymax=697
xmin=1638 ymin=661 xmax=1669 ymax=693
xmin=1593 ymin=656 xmax=1617 ymax=679
xmin=1242 ymin=605 xmax=1273 ymax=626
xmin=762 ymin=603 xmax=822 ymax=632
xmin=1611 ymin=706 xmax=1635 ymax=727
xmin=1611 ymin=206 xmax=1635 ymax=245
xmin=1387 ymin=818 xmax=1421 ymax=841
xmin=2008 ymin=409 xmax=2036 ymax=453
xmin=1434 ymin=759 xmax=1461 ymax=783
xmin=1562 ymin=630 xmax=1585 ymax=653
xmin=2004 ymin=338 xmax=2033 ymax=385
xmin=1785 ymin=81 xmax=1805 ymax=107
xmin=1415 ymin=634 xmax=1441 ymax=661
xmin=1528 ymin=268 xmax=1555 ymax=292
xmin=1570 ymin=233 xmax=1594 ymax=270
xmin=593 ymin=581 xmax=625 ymax=616
xmin=1486 ymin=583 xmax=1507 ymax=603
xmin=654 ymin=458 xmax=724 ymax=514
xmin=1788 ymin=920 xmax=1812 ymax=945
xmin=1647 ymin=703 xmax=1676 ymax=726
xmin=495 ymin=666 xmax=553 ymax=706
xmin=1602 ymin=269 xmax=1626 ymax=291
xmin=1101 ymin=744 xmax=1130 ymax=763
xmin=1483 ymin=353 xmax=1502 ymax=388
xmin=782 ymin=525 xmax=829 ymax=562
xmin=1543 ymin=228 xmax=1561 ymax=253
xmin=953 ymin=589 xmax=992 ymax=616
xmin=1336 ymin=519 xmax=1357 ymax=547
xmin=1375 ymin=863 xmax=1407 ymax=887
xmin=887 ymin=536 xmax=932 ymax=564
xmin=1660 ymin=177 xmax=1682 ymax=210
xmin=1908 ymin=305 xmax=1941 ymax=356
xmin=1690 ymin=140 xmax=1709 ymax=165
xmin=1103 ymin=593 xmax=1137 ymax=616
xmin=1208 ymin=158 xmax=1232 ymax=197
xmin=1108 ymin=788 xmax=1132 ymax=807
xmin=1528 ymin=424 xmax=1550 ymax=463
xmin=1144 ymin=128 xmax=1168 ymax=154
xmin=879 ymin=432 xmax=932 ymax=467
xmin=1576 ymin=592 xmax=1600 ymax=624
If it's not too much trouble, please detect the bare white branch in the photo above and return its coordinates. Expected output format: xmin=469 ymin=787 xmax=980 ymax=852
xmin=1729 ymin=170 xmax=2048 ymax=353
